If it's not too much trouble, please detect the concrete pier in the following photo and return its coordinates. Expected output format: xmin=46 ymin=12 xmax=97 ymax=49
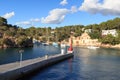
xmin=0 ymin=53 xmax=73 ymax=80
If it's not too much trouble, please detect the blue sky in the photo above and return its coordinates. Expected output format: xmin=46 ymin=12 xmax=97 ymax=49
xmin=0 ymin=0 xmax=120 ymax=28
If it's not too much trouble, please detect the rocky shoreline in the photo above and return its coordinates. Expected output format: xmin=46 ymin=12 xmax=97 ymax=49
xmin=0 ymin=44 xmax=33 ymax=49
xmin=74 ymin=44 xmax=120 ymax=49
xmin=0 ymin=37 xmax=33 ymax=49
xmin=100 ymin=44 xmax=120 ymax=49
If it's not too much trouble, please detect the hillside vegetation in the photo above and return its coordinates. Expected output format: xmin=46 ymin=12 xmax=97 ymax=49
xmin=0 ymin=17 xmax=33 ymax=48
xmin=0 ymin=17 xmax=120 ymax=48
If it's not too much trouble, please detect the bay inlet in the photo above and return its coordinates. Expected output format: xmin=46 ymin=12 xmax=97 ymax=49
xmin=0 ymin=44 xmax=120 ymax=80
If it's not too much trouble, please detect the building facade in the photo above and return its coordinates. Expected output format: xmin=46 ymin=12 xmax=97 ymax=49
xmin=70 ymin=32 xmax=101 ymax=46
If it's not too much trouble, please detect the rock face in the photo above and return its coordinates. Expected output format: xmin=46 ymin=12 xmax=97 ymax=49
xmin=0 ymin=37 xmax=33 ymax=48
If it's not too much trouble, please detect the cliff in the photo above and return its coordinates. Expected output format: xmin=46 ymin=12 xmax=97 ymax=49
xmin=0 ymin=37 xmax=33 ymax=48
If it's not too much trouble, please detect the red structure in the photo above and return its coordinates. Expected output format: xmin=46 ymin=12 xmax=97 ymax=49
xmin=68 ymin=38 xmax=73 ymax=53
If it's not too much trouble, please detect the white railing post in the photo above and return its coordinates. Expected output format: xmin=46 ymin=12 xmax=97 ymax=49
xmin=45 ymin=54 xmax=48 ymax=59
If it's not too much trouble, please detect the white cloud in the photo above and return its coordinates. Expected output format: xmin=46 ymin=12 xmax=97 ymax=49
xmin=71 ymin=6 xmax=78 ymax=13
xmin=16 ymin=21 xmax=31 ymax=25
xmin=41 ymin=8 xmax=70 ymax=24
xmin=79 ymin=0 xmax=120 ymax=15
xmin=15 ymin=18 xmax=41 ymax=26
xmin=60 ymin=0 xmax=68 ymax=6
xmin=30 ymin=18 xmax=41 ymax=22
xmin=2 ymin=11 xmax=15 ymax=19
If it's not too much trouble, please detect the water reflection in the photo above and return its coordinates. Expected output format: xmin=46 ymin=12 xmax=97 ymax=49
xmin=28 ymin=47 xmax=120 ymax=80
xmin=68 ymin=58 xmax=73 ymax=73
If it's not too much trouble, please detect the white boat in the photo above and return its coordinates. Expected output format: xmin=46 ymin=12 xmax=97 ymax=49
xmin=87 ymin=46 xmax=99 ymax=49
xmin=52 ymin=42 xmax=58 ymax=47
xmin=42 ymin=42 xmax=49 ymax=46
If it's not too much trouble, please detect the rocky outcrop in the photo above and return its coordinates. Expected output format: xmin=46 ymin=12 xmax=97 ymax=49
xmin=0 ymin=37 xmax=33 ymax=48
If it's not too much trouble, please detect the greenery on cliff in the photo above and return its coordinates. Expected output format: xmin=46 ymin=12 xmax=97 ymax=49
xmin=0 ymin=17 xmax=33 ymax=48
xmin=85 ymin=17 xmax=120 ymax=45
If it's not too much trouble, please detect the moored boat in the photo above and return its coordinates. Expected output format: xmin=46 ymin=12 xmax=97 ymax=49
xmin=52 ymin=42 xmax=58 ymax=47
xmin=87 ymin=46 xmax=99 ymax=49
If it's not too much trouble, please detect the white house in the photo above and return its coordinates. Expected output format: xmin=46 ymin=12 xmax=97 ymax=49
xmin=85 ymin=29 xmax=92 ymax=33
xmin=102 ymin=29 xmax=117 ymax=37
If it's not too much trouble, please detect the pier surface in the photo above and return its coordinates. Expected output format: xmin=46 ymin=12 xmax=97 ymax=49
xmin=0 ymin=53 xmax=73 ymax=80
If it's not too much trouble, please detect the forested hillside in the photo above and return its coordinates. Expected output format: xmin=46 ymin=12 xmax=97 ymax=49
xmin=0 ymin=17 xmax=33 ymax=48
xmin=84 ymin=17 xmax=120 ymax=45
xmin=0 ymin=16 xmax=120 ymax=48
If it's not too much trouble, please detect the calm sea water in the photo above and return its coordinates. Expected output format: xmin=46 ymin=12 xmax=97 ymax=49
xmin=0 ymin=44 xmax=61 ymax=65
xmin=0 ymin=45 xmax=120 ymax=80
xmin=25 ymin=47 xmax=120 ymax=80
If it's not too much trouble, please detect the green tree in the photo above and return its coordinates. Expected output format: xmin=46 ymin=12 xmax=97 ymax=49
xmin=0 ymin=38 xmax=4 ymax=46
xmin=15 ymin=36 xmax=33 ymax=47
xmin=0 ymin=17 xmax=7 ymax=25
xmin=100 ymin=34 xmax=118 ymax=45
xmin=89 ymin=30 xmax=101 ymax=39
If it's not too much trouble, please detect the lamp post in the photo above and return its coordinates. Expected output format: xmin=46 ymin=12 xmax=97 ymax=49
xmin=19 ymin=50 xmax=24 ymax=67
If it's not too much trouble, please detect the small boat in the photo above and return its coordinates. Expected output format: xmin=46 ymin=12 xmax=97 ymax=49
xmin=42 ymin=42 xmax=49 ymax=46
xmin=87 ymin=46 xmax=99 ymax=49
xmin=52 ymin=42 xmax=58 ymax=47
